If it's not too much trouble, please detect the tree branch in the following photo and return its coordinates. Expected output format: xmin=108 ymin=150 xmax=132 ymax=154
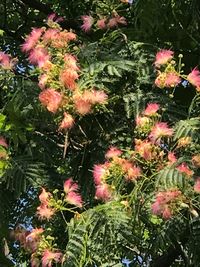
xmin=17 ymin=0 xmax=79 ymax=30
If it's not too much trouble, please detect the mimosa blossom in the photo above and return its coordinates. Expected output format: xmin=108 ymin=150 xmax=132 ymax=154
xmin=149 ymin=122 xmax=173 ymax=143
xmin=37 ymin=204 xmax=55 ymax=220
xmin=0 ymin=52 xmax=16 ymax=69
xmin=38 ymin=74 xmax=48 ymax=89
xmin=39 ymin=88 xmax=62 ymax=113
xmin=154 ymin=50 xmax=174 ymax=67
xmin=97 ymin=18 xmax=107 ymax=29
xmin=143 ymin=103 xmax=160 ymax=116
xmin=22 ymin=28 xmax=44 ymax=52
xmin=64 ymin=178 xmax=78 ymax=194
xmin=59 ymin=112 xmax=74 ymax=130
xmin=42 ymin=249 xmax=63 ymax=267
xmin=176 ymin=163 xmax=194 ymax=177
xmin=65 ymin=191 xmax=83 ymax=207
xmin=28 ymin=46 xmax=50 ymax=67
xmin=192 ymin=154 xmax=200 ymax=167
xmin=64 ymin=54 xmax=79 ymax=70
xmin=93 ymin=163 xmax=109 ymax=185
xmin=151 ymin=189 xmax=182 ymax=219
xmin=0 ymin=136 xmax=8 ymax=148
xmin=39 ymin=188 xmax=51 ymax=205
xmin=107 ymin=16 xmax=127 ymax=28
xmin=194 ymin=178 xmax=200 ymax=193
xmin=64 ymin=179 xmax=83 ymax=207
xmin=95 ymin=184 xmax=112 ymax=201
xmin=135 ymin=116 xmax=150 ymax=127
xmin=167 ymin=152 xmax=177 ymax=164
xmin=60 ymin=69 xmax=79 ymax=90
xmin=26 ymin=228 xmax=44 ymax=242
xmin=105 ymin=146 xmax=122 ymax=159
xmin=155 ymin=72 xmax=167 ymax=88
xmin=135 ymin=139 xmax=155 ymax=161
xmin=187 ymin=68 xmax=200 ymax=90
xmin=165 ymin=72 xmax=181 ymax=87
xmin=81 ymin=15 xmax=94 ymax=32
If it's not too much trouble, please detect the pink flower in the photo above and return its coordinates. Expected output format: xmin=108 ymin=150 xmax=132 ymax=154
xmin=28 ymin=46 xmax=50 ymax=67
xmin=95 ymin=184 xmax=112 ymax=201
xmin=168 ymin=152 xmax=177 ymax=164
xmin=97 ymin=18 xmax=107 ymax=29
xmin=47 ymin=13 xmax=63 ymax=23
xmin=64 ymin=178 xmax=78 ymax=194
xmin=64 ymin=54 xmax=79 ymax=71
xmin=151 ymin=201 xmax=161 ymax=215
xmin=107 ymin=17 xmax=118 ymax=28
xmin=154 ymin=50 xmax=174 ymax=67
xmin=105 ymin=146 xmax=122 ymax=159
xmin=42 ymin=28 xmax=59 ymax=43
xmin=42 ymin=249 xmax=63 ymax=267
xmin=26 ymin=228 xmax=44 ymax=242
xmin=39 ymin=88 xmax=62 ymax=113
xmin=37 ymin=204 xmax=55 ymax=220
xmin=126 ymin=165 xmax=141 ymax=181
xmin=143 ymin=103 xmax=160 ymax=116
xmin=14 ymin=227 xmax=30 ymax=247
xmin=73 ymin=96 xmax=92 ymax=115
xmin=194 ymin=178 xmax=200 ymax=193
xmin=59 ymin=112 xmax=74 ymax=130
xmin=60 ymin=69 xmax=78 ymax=90
xmin=165 ymin=72 xmax=181 ymax=87
xmin=0 ymin=136 xmax=8 ymax=148
xmin=116 ymin=16 xmax=127 ymax=25
xmin=81 ymin=15 xmax=94 ymax=32
xmin=93 ymin=163 xmax=109 ymax=185
xmin=107 ymin=16 xmax=127 ymax=28
xmin=31 ymin=254 xmax=40 ymax=267
xmin=187 ymin=68 xmax=200 ymax=90
xmin=65 ymin=191 xmax=83 ymax=207
xmin=135 ymin=116 xmax=150 ymax=127
xmin=151 ymin=190 xmax=182 ymax=219
xmin=177 ymin=163 xmax=193 ymax=177
xmin=90 ymin=90 xmax=108 ymax=104
xmin=0 ymin=52 xmax=15 ymax=69
xmin=22 ymin=28 xmax=43 ymax=52
xmin=192 ymin=154 xmax=200 ymax=168
xmin=64 ymin=31 xmax=77 ymax=41
xmin=38 ymin=74 xmax=48 ymax=89
xmin=0 ymin=151 xmax=7 ymax=159
xmin=162 ymin=206 xmax=172 ymax=219
xmin=39 ymin=188 xmax=51 ymax=205
xmin=154 ymin=72 xmax=167 ymax=88
xmin=135 ymin=139 xmax=154 ymax=161
xmin=149 ymin=122 xmax=173 ymax=143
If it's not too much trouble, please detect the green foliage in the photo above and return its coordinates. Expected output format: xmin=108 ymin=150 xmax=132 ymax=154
xmin=65 ymin=202 xmax=132 ymax=267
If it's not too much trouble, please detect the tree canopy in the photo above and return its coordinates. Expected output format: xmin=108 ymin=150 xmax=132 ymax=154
xmin=1 ymin=1 xmax=200 ymax=266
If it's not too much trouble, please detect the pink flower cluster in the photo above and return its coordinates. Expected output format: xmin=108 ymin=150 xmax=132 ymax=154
xmin=14 ymin=227 xmax=44 ymax=254
xmin=151 ymin=189 xmax=182 ymax=219
xmin=14 ymin=226 xmax=63 ymax=267
xmin=135 ymin=103 xmax=174 ymax=144
xmin=0 ymin=51 xmax=17 ymax=69
xmin=37 ymin=188 xmax=55 ymax=220
xmin=81 ymin=14 xmax=127 ymax=32
xmin=64 ymin=178 xmax=83 ymax=207
xmin=22 ymin=16 xmax=108 ymax=131
xmin=0 ymin=136 xmax=8 ymax=159
xmin=93 ymin=146 xmax=142 ymax=202
xmin=154 ymin=49 xmax=200 ymax=92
